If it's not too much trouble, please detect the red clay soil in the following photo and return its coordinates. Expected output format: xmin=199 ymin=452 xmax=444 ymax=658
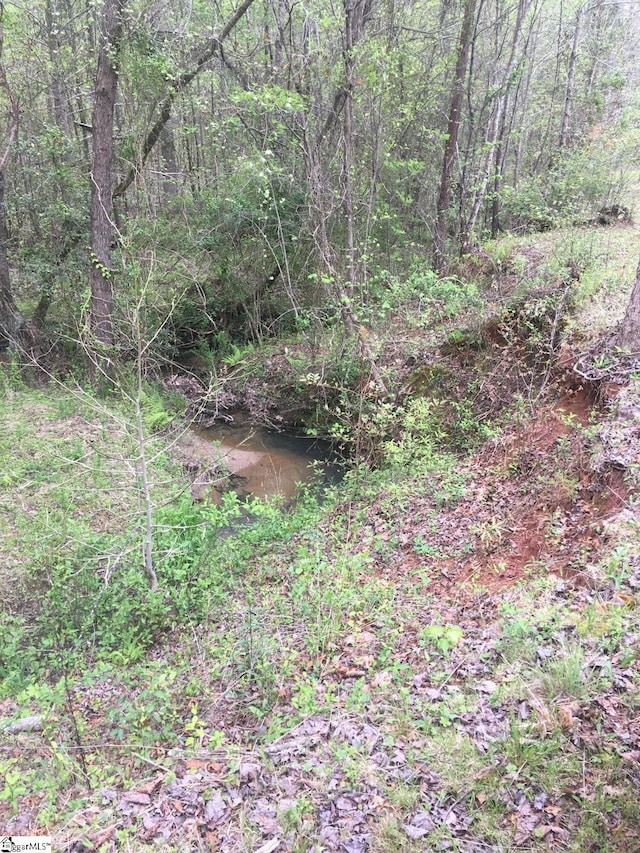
xmin=364 ymin=387 xmax=630 ymax=599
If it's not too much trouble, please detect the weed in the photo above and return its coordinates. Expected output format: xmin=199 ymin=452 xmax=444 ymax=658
xmin=420 ymin=624 xmax=463 ymax=656
xmin=229 ymin=608 xmax=281 ymax=719
xmin=420 ymin=689 xmax=475 ymax=733
xmin=331 ymin=742 xmax=376 ymax=787
xmin=500 ymin=716 xmax=576 ymax=797
xmin=288 ymin=548 xmax=393 ymax=664
xmin=290 ymin=677 xmax=322 ymax=717
xmin=0 ymin=761 xmax=30 ymax=812
xmin=0 ymin=354 xmax=24 ymax=394
xmin=471 ymin=517 xmax=508 ymax=554
xmin=419 ymin=728 xmax=486 ymax=793
xmin=412 ymin=536 xmax=442 ymax=557
xmin=345 ymin=677 xmax=372 ymax=713
xmin=278 ymin=795 xmax=315 ymax=841
xmin=602 ymin=545 xmax=634 ymax=589
xmin=183 ymin=703 xmax=207 ymax=748
xmin=538 ymin=643 xmax=589 ymax=702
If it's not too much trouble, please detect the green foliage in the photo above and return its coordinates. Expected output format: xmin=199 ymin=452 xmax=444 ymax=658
xmin=229 ymin=85 xmax=306 ymax=114
xmin=106 ymin=666 xmax=181 ymax=745
xmin=0 ymin=761 xmax=29 ymax=813
xmin=538 ymin=643 xmax=590 ymax=701
xmin=0 ymin=495 xmax=243 ymax=687
xmin=218 ymin=337 xmax=255 ymax=367
xmin=373 ymin=263 xmax=482 ymax=327
xmin=600 ymin=544 xmax=634 ymax=589
xmin=366 ymin=397 xmax=470 ymax=500
xmin=0 ymin=468 xmax=332 ymax=692
xmin=139 ymin=387 xmax=177 ymax=431
xmin=0 ymin=616 xmax=43 ymax=694
xmin=288 ymin=547 xmax=393 ymax=662
xmin=0 ymin=354 xmax=25 ymax=395
xmin=501 ymin=146 xmax=628 ymax=233
xmin=420 ymin=623 xmax=464 ymax=655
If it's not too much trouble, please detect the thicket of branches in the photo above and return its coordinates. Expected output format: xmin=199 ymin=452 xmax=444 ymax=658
xmin=0 ymin=0 xmax=638 ymax=357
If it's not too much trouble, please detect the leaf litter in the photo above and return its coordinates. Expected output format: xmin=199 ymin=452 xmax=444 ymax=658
xmin=2 ymin=381 xmax=640 ymax=850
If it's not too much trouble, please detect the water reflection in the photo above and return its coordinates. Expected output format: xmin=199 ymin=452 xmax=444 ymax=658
xmin=193 ymin=423 xmax=339 ymax=501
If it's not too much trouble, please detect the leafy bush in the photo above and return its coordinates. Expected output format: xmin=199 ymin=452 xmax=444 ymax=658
xmin=502 ymin=146 xmax=628 ymax=232
xmin=0 ymin=486 xmax=328 ymax=692
xmin=374 ymin=263 xmax=482 ymax=326
xmin=0 ymin=496 xmax=242 ymax=688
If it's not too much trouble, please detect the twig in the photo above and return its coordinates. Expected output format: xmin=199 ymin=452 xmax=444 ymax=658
xmin=131 ymin=752 xmax=171 ymax=773
xmin=532 ymin=282 xmax=572 ymax=404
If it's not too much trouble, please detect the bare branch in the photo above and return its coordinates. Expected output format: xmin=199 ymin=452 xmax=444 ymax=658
xmin=0 ymin=2 xmax=19 ymax=174
xmin=113 ymin=0 xmax=257 ymax=199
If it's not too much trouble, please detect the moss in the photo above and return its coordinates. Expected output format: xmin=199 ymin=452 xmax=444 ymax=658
xmin=403 ymin=363 xmax=456 ymax=396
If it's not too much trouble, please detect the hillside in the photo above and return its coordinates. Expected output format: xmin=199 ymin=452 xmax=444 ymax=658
xmin=1 ymin=223 xmax=640 ymax=851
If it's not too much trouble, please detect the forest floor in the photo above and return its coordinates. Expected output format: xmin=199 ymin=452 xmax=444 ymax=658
xmin=1 ymin=223 xmax=640 ymax=852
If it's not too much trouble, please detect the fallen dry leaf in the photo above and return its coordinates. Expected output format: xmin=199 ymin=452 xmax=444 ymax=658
xmin=253 ymin=840 xmax=280 ymax=853
xmin=122 ymin=791 xmax=151 ymax=805
xmin=136 ymin=775 xmax=164 ymax=795
xmin=557 ymin=703 xmax=578 ymax=729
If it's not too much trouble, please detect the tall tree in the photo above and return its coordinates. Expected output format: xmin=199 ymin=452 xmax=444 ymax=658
xmin=433 ymin=0 xmax=477 ymax=272
xmin=463 ymin=0 xmax=529 ymax=249
xmin=618 ymin=258 xmax=640 ymax=351
xmin=559 ymin=3 xmax=585 ymax=149
xmin=112 ymin=0 xmax=258 ymax=201
xmin=0 ymin=1 xmax=20 ymax=350
xmin=89 ymin=0 xmax=126 ymax=346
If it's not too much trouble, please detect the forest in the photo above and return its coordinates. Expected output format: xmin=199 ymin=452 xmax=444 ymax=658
xmin=1 ymin=0 xmax=640 ymax=849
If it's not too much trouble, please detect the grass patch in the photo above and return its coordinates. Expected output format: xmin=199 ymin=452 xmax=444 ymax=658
xmin=2 ymin=224 xmax=640 ymax=848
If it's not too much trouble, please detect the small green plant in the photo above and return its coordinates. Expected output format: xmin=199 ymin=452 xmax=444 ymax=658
xmin=602 ymin=545 xmax=633 ymax=589
xmin=471 ymin=517 xmax=507 ymax=554
xmin=538 ymin=643 xmax=588 ymax=702
xmin=420 ymin=624 xmax=463 ymax=655
xmin=184 ymin=703 xmax=207 ymax=748
xmin=345 ymin=677 xmax=372 ymax=712
xmin=420 ymin=690 xmax=474 ymax=733
xmin=214 ymin=331 xmax=255 ymax=367
xmin=106 ymin=666 xmax=180 ymax=745
xmin=412 ymin=536 xmax=442 ymax=557
xmin=290 ymin=677 xmax=322 ymax=717
xmin=138 ymin=388 xmax=175 ymax=431
xmin=0 ymin=761 xmax=29 ymax=812
xmin=278 ymin=794 xmax=315 ymax=844
xmin=0 ymin=354 xmax=24 ymax=393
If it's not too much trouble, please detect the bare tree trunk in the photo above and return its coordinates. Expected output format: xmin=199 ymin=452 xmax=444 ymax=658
xmin=463 ymin=0 xmax=529 ymax=250
xmin=618 ymin=257 xmax=640 ymax=351
xmin=45 ymin=0 xmax=72 ymax=136
xmin=160 ymin=120 xmax=180 ymax=198
xmin=342 ymin=0 xmax=359 ymax=294
xmin=300 ymin=122 xmax=387 ymax=395
xmin=511 ymin=18 xmax=538 ymax=193
xmin=490 ymin=95 xmax=511 ymax=238
xmin=0 ymin=172 xmax=20 ymax=349
xmin=0 ymin=8 xmax=21 ymax=351
xmin=433 ymin=0 xmax=477 ymax=272
xmin=89 ymin=0 xmax=126 ymax=346
xmin=296 ymin=0 xmax=386 ymax=393
xmin=559 ymin=3 xmax=584 ymax=148
xmin=134 ymin=331 xmax=158 ymax=590
xmin=494 ymin=0 xmax=543 ymax=234
xmin=531 ymin=1 xmax=564 ymax=176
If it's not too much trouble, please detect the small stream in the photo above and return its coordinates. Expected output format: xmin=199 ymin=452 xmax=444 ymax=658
xmin=192 ymin=421 xmax=342 ymax=501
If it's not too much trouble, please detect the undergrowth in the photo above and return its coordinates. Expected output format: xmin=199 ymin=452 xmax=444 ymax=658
xmin=2 ymin=224 xmax=640 ymax=849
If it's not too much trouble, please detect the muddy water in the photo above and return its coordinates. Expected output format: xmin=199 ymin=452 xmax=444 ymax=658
xmin=193 ymin=423 xmax=340 ymax=500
